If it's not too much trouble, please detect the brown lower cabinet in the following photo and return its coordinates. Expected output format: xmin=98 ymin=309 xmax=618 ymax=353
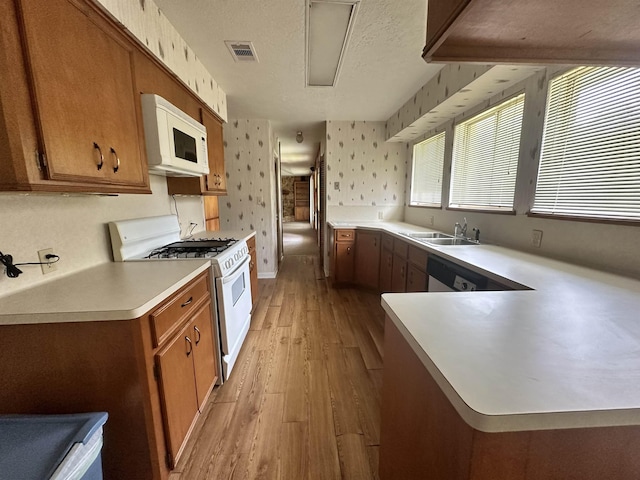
xmin=379 ymin=247 xmax=393 ymax=293
xmin=406 ymin=245 xmax=429 ymax=292
xmin=0 ymin=270 xmax=218 ymax=480
xmin=380 ymin=317 xmax=640 ymax=479
xmin=355 ymin=230 xmax=381 ymax=290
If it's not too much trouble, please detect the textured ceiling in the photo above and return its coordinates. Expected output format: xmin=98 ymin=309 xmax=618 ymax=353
xmin=153 ymin=0 xmax=442 ymax=175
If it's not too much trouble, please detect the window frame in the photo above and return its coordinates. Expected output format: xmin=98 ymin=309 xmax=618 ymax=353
xmin=448 ymin=93 xmax=526 ymax=213
xmin=409 ymin=131 xmax=446 ymax=208
xmin=529 ymin=66 xmax=640 ymax=225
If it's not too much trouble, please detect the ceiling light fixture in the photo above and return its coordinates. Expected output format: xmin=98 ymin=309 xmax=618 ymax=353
xmin=306 ymin=0 xmax=359 ymax=87
xmin=296 ymin=131 xmax=304 ymax=143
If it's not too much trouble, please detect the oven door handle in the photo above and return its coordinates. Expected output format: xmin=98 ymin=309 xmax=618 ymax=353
xmin=220 ymin=255 xmax=250 ymax=285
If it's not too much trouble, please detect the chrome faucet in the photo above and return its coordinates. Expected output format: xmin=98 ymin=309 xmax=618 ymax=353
xmin=454 ymin=217 xmax=467 ymax=238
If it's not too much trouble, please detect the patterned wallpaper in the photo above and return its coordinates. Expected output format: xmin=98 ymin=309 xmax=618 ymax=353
xmin=220 ymin=120 xmax=278 ymax=277
xmin=281 ymin=176 xmax=296 ymax=222
xmin=96 ymin=0 xmax=227 ymax=121
xmin=326 ymin=121 xmax=406 ymax=207
xmin=386 ymin=64 xmax=542 ymax=144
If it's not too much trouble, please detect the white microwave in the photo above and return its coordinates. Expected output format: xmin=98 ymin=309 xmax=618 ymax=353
xmin=141 ymin=94 xmax=210 ymax=177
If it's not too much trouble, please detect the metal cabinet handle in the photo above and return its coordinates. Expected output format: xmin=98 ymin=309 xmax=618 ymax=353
xmin=181 ymin=296 xmax=193 ymax=308
xmin=347 ymin=247 xmax=351 ymax=253
xmin=110 ymin=147 xmax=120 ymax=173
xmin=93 ymin=142 xmax=104 ymax=170
xmin=185 ymin=336 xmax=193 ymax=357
xmin=194 ymin=326 xmax=201 ymax=345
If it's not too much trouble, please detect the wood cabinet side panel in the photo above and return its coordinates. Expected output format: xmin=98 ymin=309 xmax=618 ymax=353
xmin=0 ymin=320 xmax=157 ymax=480
xmin=379 ymin=317 xmax=473 ymax=479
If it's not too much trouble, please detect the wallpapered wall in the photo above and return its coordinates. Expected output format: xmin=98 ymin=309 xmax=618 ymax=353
xmin=96 ymin=0 xmax=227 ymax=121
xmin=386 ymin=64 xmax=491 ymax=142
xmin=220 ymin=120 xmax=278 ymax=278
xmin=325 ymin=121 xmax=406 ymax=210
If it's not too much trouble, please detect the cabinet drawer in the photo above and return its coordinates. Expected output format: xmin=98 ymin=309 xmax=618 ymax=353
xmin=381 ymin=234 xmax=394 ymax=251
xmin=336 ymin=229 xmax=355 ymax=242
xmin=408 ymin=246 xmax=428 ymax=270
xmin=150 ymin=273 xmax=210 ymax=347
xmin=393 ymin=239 xmax=409 ymax=259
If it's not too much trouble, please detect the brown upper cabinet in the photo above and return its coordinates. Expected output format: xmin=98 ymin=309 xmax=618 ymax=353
xmin=167 ymin=108 xmax=227 ymax=196
xmin=0 ymin=0 xmax=150 ymax=194
xmin=423 ymin=0 xmax=640 ymax=66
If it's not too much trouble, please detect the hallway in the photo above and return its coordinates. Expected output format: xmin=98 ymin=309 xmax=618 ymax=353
xmin=283 ymin=221 xmax=319 ymax=256
xmin=171 ymin=254 xmax=384 ymax=479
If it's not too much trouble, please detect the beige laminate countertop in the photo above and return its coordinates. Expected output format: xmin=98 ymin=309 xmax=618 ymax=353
xmin=0 ymin=260 xmax=211 ymax=325
xmin=329 ymin=220 xmax=640 ymax=433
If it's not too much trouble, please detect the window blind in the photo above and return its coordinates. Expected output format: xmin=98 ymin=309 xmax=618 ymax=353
xmin=532 ymin=67 xmax=640 ymax=221
xmin=450 ymin=94 xmax=525 ymax=210
xmin=410 ymin=131 xmax=446 ymax=206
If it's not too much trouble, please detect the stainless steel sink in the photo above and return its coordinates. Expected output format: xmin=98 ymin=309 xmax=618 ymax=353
xmin=408 ymin=232 xmax=453 ymax=239
xmin=425 ymin=237 xmax=479 ymax=246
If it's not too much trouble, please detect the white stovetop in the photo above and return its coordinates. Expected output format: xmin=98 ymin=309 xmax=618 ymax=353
xmin=330 ymin=220 xmax=640 ymax=433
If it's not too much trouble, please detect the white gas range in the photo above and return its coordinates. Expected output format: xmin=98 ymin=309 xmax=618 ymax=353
xmin=108 ymin=215 xmax=252 ymax=381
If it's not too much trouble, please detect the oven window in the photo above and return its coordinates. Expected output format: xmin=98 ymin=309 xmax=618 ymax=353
xmin=173 ymin=128 xmax=198 ymax=163
xmin=231 ymin=273 xmax=246 ymax=306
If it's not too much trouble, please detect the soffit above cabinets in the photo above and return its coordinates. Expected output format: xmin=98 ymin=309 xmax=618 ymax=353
xmin=423 ymin=0 xmax=640 ymax=66
xmin=387 ymin=64 xmax=543 ymax=143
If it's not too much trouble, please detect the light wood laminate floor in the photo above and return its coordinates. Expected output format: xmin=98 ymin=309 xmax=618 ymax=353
xmin=170 ymin=255 xmax=384 ymax=479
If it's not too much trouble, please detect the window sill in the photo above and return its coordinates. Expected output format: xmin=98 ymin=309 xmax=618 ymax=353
xmin=408 ymin=204 xmax=442 ymax=210
xmin=447 ymin=206 xmax=516 ymax=215
xmin=528 ymin=212 xmax=640 ymax=227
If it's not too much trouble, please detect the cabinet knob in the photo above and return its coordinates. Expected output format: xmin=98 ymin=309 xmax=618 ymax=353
xmin=93 ymin=142 xmax=104 ymax=170
xmin=194 ymin=326 xmax=201 ymax=345
xmin=185 ymin=336 xmax=193 ymax=357
xmin=110 ymin=147 xmax=120 ymax=173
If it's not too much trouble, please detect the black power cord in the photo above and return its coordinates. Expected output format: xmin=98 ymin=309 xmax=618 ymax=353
xmin=0 ymin=251 xmax=60 ymax=278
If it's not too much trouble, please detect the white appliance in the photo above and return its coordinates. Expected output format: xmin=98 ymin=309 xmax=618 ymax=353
xmin=141 ymin=94 xmax=209 ymax=177
xmin=108 ymin=215 xmax=251 ymax=381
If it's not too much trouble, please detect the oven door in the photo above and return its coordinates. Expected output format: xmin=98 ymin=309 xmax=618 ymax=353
xmin=215 ymin=255 xmax=252 ymax=379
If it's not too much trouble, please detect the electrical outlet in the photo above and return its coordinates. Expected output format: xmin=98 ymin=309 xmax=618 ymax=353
xmin=531 ymin=229 xmax=543 ymax=248
xmin=378 ymin=211 xmax=384 ymax=220
xmin=334 ymin=181 xmax=340 ymax=190
xmin=428 ymin=215 xmax=434 ymax=227
xmin=38 ymin=248 xmax=57 ymax=274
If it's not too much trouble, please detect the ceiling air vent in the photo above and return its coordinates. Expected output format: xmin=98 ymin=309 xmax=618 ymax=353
xmin=225 ymin=41 xmax=259 ymax=62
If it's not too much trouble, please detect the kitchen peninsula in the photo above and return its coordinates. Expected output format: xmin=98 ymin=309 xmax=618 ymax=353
xmin=328 ymin=220 xmax=640 ymax=479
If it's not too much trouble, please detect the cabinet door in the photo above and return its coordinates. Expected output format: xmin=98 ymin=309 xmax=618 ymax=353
xmin=202 ymin=110 xmax=227 ymax=194
xmin=379 ymin=248 xmax=393 ymax=293
xmin=191 ymin=303 xmax=217 ymax=411
xmin=407 ymin=264 xmax=428 ymax=292
xmin=355 ymin=231 xmax=381 ymax=290
xmin=335 ymin=242 xmax=355 ymax=284
xmin=155 ymin=321 xmax=199 ymax=468
xmin=18 ymin=0 xmax=147 ymax=189
xmin=391 ymin=254 xmax=407 ymax=293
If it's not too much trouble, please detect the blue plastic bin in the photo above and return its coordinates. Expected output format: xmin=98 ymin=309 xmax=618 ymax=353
xmin=0 ymin=412 xmax=108 ymax=480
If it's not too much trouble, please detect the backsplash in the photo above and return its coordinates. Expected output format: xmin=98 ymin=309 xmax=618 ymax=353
xmin=325 ymin=121 xmax=406 ymax=213
xmin=0 ymin=176 xmax=204 ymax=295
xmin=95 ymin=0 xmax=227 ymax=121
xmin=220 ymin=119 xmax=278 ymax=278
